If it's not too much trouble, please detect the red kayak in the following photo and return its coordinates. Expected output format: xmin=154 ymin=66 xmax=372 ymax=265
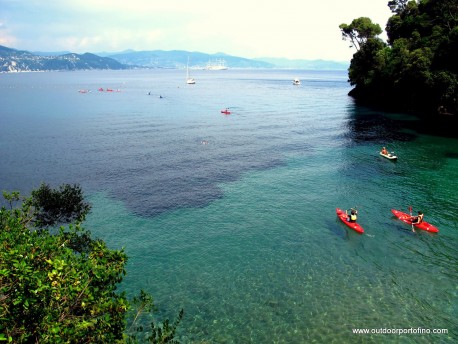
xmin=391 ymin=209 xmax=439 ymax=233
xmin=336 ymin=208 xmax=364 ymax=234
xmin=221 ymin=109 xmax=231 ymax=115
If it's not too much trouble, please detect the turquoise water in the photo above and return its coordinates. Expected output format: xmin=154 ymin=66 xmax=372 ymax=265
xmin=0 ymin=70 xmax=457 ymax=343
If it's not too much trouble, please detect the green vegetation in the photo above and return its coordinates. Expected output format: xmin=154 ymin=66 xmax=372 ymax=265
xmin=0 ymin=184 xmax=182 ymax=343
xmin=340 ymin=0 xmax=458 ymax=120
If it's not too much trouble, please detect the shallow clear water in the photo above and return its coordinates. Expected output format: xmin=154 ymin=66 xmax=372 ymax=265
xmin=0 ymin=69 xmax=457 ymax=343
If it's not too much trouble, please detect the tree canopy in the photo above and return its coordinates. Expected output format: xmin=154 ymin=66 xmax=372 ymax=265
xmin=0 ymin=185 xmax=182 ymax=343
xmin=339 ymin=17 xmax=383 ymax=51
xmin=27 ymin=182 xmax=92 ymax=227
xmin=340 ymin=0 xmax=458 ymax=122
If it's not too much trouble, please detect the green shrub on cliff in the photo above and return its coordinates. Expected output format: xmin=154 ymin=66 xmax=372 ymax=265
xmin=0 ymin=184 xmax=182 ymax=343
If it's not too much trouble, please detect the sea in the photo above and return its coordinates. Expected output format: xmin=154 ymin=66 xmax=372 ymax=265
xmin=0 ymin=69 xmax=457 ymax=343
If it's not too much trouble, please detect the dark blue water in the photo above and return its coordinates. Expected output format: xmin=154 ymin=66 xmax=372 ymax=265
xmin=1 ymin=69 xmax=457 ymax=343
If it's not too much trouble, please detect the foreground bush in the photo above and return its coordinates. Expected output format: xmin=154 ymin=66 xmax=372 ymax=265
xmin=0 ymin=185 xmax=182 ymax=343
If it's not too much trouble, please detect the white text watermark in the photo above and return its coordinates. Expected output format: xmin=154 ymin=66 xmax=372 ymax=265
xmin=352 ymin=327 xmax=448 ymax=335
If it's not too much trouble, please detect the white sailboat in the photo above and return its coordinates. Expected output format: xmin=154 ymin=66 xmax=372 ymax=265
xmin=186 ymin=57 xmax=195 ymax=84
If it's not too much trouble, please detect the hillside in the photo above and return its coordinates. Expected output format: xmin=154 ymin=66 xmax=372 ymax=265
xmin=102 ymin=50 xmax=274 ymax=69
xmin=0 ymin=45 xmax=126 ymax=72
xmin=256 ymin=57 xmax=348 ymax=70
xmin=102 ymin=50 xmax=348 ymax=70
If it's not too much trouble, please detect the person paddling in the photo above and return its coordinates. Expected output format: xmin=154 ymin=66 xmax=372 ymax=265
xmin=381 ymin=147 xmax=388 ymax=155
xmin=346 ymin=208 xmax=358 ymax=223
xmin=411 ymin=211 xmax=424 ymax=224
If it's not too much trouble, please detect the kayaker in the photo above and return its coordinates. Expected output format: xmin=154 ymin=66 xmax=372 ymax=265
xmin=381 ymin=147 xmax=388 ymax=155
xmin=346 ymin=208 xmax=358 ymax=222
xmin=411 ymin=211 xmax=424 ymax=224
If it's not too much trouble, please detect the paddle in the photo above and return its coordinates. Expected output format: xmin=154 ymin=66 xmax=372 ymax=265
xmin=409 ymin=205 xmax=415 ymax=232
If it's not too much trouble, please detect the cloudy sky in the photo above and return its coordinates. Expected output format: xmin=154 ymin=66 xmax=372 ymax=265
xmin=0 ymin=0 xmax=392 ymax=61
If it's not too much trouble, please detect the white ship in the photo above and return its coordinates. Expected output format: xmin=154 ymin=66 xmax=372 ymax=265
xmin=205 ymin=59 xmax=228 ymax=70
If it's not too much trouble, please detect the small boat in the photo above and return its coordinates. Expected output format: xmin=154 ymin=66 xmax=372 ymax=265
xmin=391 ymin=209 xmax=439 ymax=232
xmin=336 ymin=208 xmax=364 ymax=234
xmin=293 ymin=78 xmax=301 ymax=85
xmin=380 ymin=151 xmax=397 ymax=160
xmin=221 ymin=109 xmax=231 ymax=115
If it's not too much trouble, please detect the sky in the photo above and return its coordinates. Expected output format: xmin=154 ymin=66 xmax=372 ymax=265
xmin=0 ymin=0 xmax=393 ymax=62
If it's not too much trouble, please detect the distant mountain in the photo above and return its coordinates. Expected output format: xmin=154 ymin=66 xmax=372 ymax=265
xmin=102 ymin=50 xmax=274 ymax=69
xmin=256 ymin=57 xmax=349 ymax=70
xmin=0 ymin=45 xmax=349 ymax=72
xmin=0 ymin=45 xmax=127 ymax=72
xmin=103 ymin=49 xmax=348 ymax=70
xmin=32 ymin=50 xmax=72 ymax=56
